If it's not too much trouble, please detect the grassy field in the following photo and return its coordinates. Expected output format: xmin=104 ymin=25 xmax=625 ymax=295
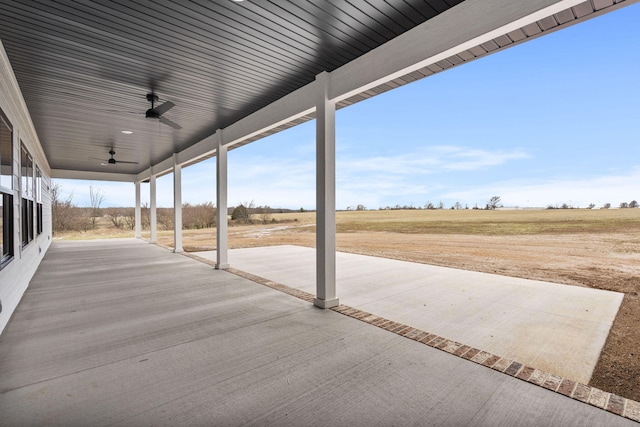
xmin=53 ymin=208 xmax=640 ymax=401
xmin=335 ymin=208 xmax=640 ymax=235
xmin=268 ymin=208 xmax=640 ymax=235
xmin=54 ymin=208 xmax=640 ymax=240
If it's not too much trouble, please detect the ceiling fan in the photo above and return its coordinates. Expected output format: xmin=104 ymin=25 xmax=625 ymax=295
xmin=145 ymin=93 xmax=182 ymax=130
xmin=91 ymin=149 xmax=139 ymax=166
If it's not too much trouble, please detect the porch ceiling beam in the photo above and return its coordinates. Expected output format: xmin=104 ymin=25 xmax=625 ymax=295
xmin=51 ymin=169 xmax=136 ymax=182
xmin=135 ymin=157 xmax=175 ymax=183
xmin=176 ymin=136 xmax=217 ymax=168
xmin=222 ymin=82 xmax=317 ymax=150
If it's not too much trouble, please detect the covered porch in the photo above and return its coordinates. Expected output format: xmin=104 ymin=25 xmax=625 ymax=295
xmin=2 ymin=0 xmax=640 ymax=424
xmin=0 ymin=239 xmax=637 ymax=425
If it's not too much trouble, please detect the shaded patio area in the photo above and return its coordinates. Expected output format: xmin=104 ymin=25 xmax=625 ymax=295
xmin=0 ymin=239 xmax=637 ymax=426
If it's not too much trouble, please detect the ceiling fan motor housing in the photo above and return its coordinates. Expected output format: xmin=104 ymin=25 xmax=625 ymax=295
xmin=145 ymin=93 xmax=160 ymax=119
xmin=143 ymin=93 xmax=181 ymax=129
xmin=145 ymin=93 xmax=160 ymax=118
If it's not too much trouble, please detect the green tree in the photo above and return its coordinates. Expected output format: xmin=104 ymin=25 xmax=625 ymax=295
xmin=232 ymin=204 xmax=250 ymax=223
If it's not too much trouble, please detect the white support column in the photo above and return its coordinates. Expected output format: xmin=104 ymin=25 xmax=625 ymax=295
xmin=173 ymin=154 xmax=183 ymax=253
xmin=134 ymin=181 xmax=141 ymax=239
xmin=150 ymin=174 xmax=157 ymax=244
xmin=215 ymin=130 xmax=229 ymax=269
xmin=314 ymin=71 xmax=339 ymax=309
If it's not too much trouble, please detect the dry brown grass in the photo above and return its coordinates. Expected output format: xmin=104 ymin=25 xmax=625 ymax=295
xmin=54 ymin=208 xmax=640 ymax=401
xmin=335 ymin=208 xmax=640 ymax=234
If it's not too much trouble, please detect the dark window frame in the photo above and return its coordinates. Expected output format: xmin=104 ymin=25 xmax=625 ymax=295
xmin=1 ymin=193 xmax=14 ymax=269
xmin=35 ymin=166 xmax=42 ymax=236
xmin=36 ymin=202 xmax=43 ymax=236
xmin=0 ymin=108 xmax=14 ymax=268
xmin=20 ymin=142 xmax=34 ymax=249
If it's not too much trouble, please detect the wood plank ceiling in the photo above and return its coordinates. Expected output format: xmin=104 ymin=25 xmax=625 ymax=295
xmin=0 ymin=0 xmax=463 ymax=174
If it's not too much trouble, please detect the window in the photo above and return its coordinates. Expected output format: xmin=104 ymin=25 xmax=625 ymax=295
xmin=21 ymin=143 xmax=32 ymax=199
xmin=1 ymin=194 xmax=14 ymax=267
xmin=21 ymin=143 xmax=34 ymax=248
xmin=36 ymin=166 xmax=43 ymax=235
xmin=0 ymin=108 xmax=13 ymax=267
xmin=37 ymin=203 xmax=43 ymax=235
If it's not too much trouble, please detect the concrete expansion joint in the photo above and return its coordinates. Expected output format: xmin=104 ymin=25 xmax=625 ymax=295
xmin=185 ymin=257 xmax=640 ymax=423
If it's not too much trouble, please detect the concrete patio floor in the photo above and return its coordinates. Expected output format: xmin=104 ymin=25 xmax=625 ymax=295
xmin=194 ymin=245 xmax=623 ymax=384
xmin=0 ymin=239 xmax=636 ymax=426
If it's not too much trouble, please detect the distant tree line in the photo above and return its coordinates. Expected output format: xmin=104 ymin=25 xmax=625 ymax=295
xmin=51 ymin=184 xmax=305 ymax=234
xmin=230 ymin=201 xmax=303 ymax=224
xmin=370 ymin=196 xmax=640 ymax=212
xmin=619 ymin=200 xmax=639 ymax=209
xmin=547 ymin=200 xmax=638 ymax=210
xmin=377 ymin=196 xmax=503 ymax=211
xmin=51 ymin=184 xmax=90 ymax=232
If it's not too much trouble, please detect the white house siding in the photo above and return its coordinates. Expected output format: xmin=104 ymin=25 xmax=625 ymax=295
xmin=0 ymin=39 xmax=52 ymax=335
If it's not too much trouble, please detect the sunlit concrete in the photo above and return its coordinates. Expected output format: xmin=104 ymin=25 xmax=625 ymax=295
xmin=0 ymin=239 xmax=633 ymax=426
xmin=195 ymin=245 xmax=623 ymax=384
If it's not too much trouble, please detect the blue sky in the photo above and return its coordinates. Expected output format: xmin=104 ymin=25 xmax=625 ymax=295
xmin=58 ymin=3 xmax=640 ymax=210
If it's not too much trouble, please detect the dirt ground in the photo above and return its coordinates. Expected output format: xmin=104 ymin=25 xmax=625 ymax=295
xmin=152 ymin=214 xmax=640 ymax=401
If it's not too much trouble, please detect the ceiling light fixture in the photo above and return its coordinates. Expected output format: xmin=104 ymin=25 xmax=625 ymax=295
xmin=121 ymin=130 xmax=133 ymax=134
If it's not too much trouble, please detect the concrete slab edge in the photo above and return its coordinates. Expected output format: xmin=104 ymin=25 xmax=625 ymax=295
xmin=182 ymin=253 xmax=640 ymax=423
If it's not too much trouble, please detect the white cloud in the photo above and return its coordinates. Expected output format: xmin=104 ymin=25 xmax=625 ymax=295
xmin=444 ymin=169 xmax=640 ymax=208
xmin=337 ymin=175 xmax=436 ymax=210
xmin=53 ymin=180 xmax=135 ymax=208
xmin=228 ymin=155 xmax=316 ymax=208
xmin=333 ymin=145 xmax=529 ymax=208
xmin=338 ymin=145 xmax=529 ymax=176
xmin=340 ymin=153 xmax=439 ymax=175
xmin=439 ymin=146 xmax=530 ymax=171
xmin=55 ymin=145 xmax=573 ymax=211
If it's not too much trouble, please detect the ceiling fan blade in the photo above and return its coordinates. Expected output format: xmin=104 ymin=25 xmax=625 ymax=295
xmin=96 ymin=109 xmax=141 ymax=114
xmin=116 ymin=160 xmax=139 ymax=164
xmin=158 ymin=115 xmax=182 ymax=130
xmin=153 ymin=100 xmax=175 ymax=116
xmin=89 ymin=156 xmax=106 ymax=161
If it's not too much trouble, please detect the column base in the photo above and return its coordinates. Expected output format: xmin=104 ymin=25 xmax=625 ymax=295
xmin=174 ymin=248 xmax=183 ymax=253
xmin=215 ymin=263 xmax=230 ymax=270
xmin=314 ymin=297 xmax=339 ymax=309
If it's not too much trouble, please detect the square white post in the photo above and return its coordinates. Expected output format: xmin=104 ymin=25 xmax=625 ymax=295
xmin=215 ymin=131 xmax=229 ymax=269
xmin=173 ymin=153 xmax=183 ymax=253
xmin=134 ymin=181 xmax=141 ymax=238
xmin=150 ymin=174 xmax=157 ymax=244
xmin=314 ymin=71 xmax=339 ymax=309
